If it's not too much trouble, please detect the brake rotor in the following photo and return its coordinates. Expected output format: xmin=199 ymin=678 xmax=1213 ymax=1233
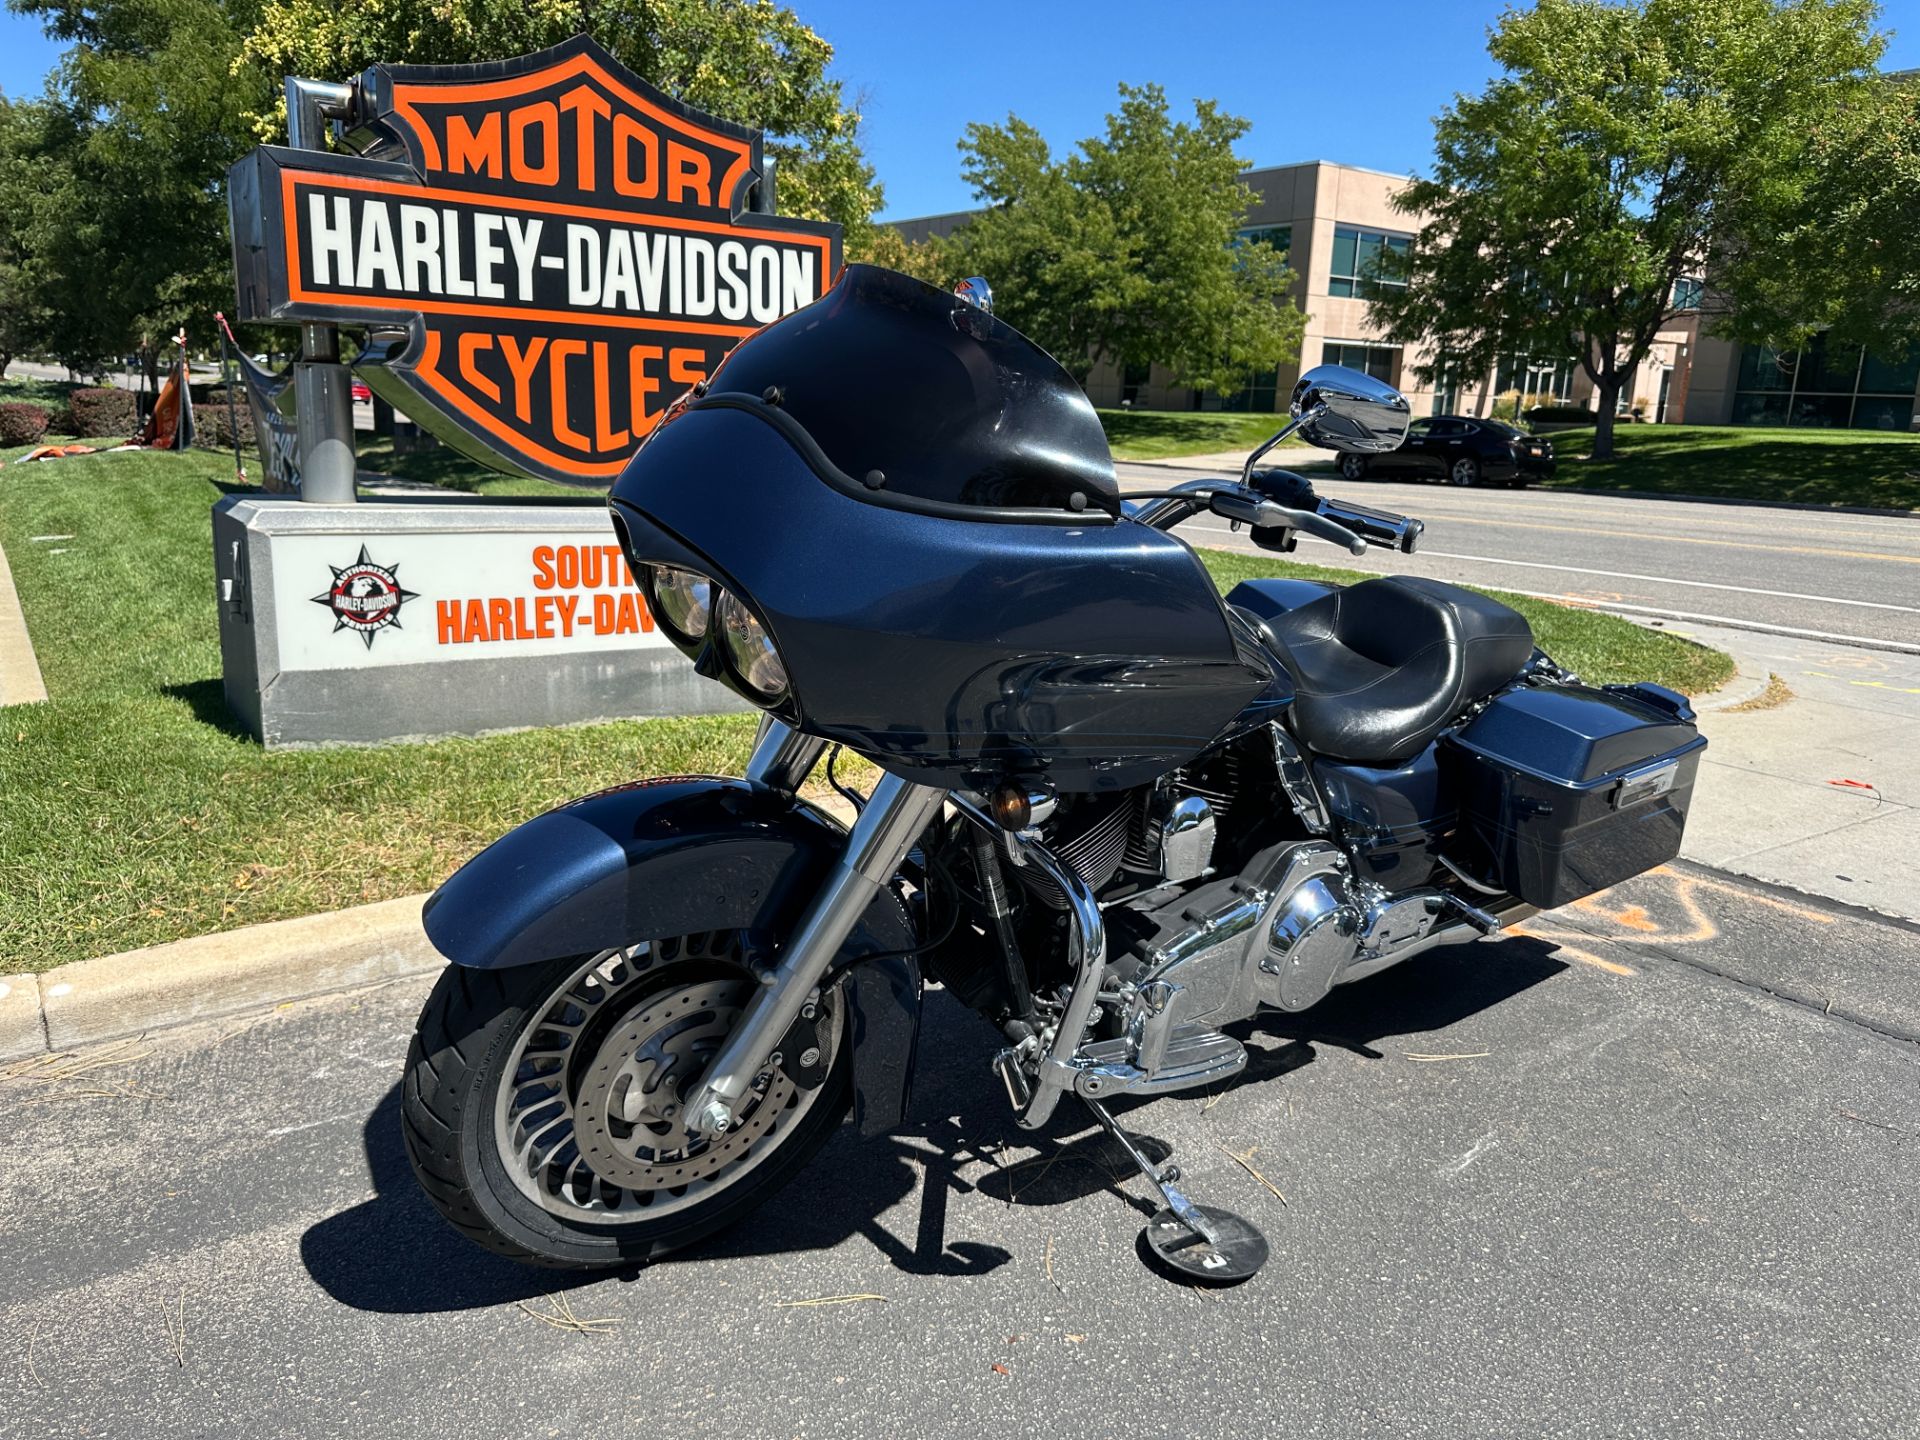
xmin=571 ymin=978 xmax=796 ymax=1191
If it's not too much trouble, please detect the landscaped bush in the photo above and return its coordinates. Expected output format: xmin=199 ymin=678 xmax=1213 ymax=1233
xmin=1525 ymin=403 xmax=1597 ymax=424
xmin=46 ymin=404 xmax=76 ymax=436
xmin=0 ymin=401 xmax=51 ymax=446
xmin=193 ymin=388 xmax=255 ymax=449
xmin=68 ymin=386 xmax=138 ymax=437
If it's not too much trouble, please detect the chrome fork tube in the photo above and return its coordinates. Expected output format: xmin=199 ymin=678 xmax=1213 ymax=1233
xmin=683 ymin=769 xmax=946 ymax=1135
xmin=744 ymin=715 xmax=827 ymax=794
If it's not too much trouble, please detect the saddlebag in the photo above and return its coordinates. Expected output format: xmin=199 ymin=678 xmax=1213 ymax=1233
xmin=1443 ymin=682 xmax=1706 ymax=909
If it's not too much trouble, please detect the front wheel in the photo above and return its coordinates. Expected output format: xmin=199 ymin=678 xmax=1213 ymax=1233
xmin=1447 ymin=456 xmax=1481 ymax=487
xmin=1339 ymin=453 xmax=1370 ymax=481
xmin=402 ymin=934 xmax=852 ymax=1269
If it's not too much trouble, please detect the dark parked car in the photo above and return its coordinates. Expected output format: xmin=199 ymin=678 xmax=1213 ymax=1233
xmin=1337 ymin=415 xmax=1555 ymax=488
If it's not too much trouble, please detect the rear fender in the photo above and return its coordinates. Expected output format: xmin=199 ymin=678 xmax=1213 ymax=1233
xmin=421 ymin=776 xmax=923 ymax=1135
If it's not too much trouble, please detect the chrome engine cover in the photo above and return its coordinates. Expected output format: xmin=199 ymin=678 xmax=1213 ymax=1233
xmin=1130 ymin=842 xmax=1349 ymax=1028
xmin=1259 ymin=875 xmax=1361 ymax=1012
xmin=1126 ymin=841 xmax=1484 ymax=1038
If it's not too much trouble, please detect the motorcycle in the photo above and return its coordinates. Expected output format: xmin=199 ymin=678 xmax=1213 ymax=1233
xmin=401 ymin=265 xmax=1704 ymax=1281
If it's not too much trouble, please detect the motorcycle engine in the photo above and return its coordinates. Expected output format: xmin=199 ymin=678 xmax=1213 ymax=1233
xmin=1009 ymin=758 xmax=1236 ymax=911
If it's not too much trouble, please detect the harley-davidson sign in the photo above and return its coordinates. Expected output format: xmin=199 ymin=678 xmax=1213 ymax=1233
xmin=227 ymin=36 xmax=841 ymax=484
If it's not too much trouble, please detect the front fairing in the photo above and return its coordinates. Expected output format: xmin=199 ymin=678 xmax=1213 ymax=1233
xmin=611 ymin=404 xmax=1278 ymax=791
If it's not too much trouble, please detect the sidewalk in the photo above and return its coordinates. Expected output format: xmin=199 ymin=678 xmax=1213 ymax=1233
xmin=1667 ymin=619 xmax=1920 ymax=920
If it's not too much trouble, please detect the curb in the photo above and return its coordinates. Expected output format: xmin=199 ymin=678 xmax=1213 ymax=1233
xmin=0 ymin=539 xmax=49 ymax=705
xmin=0 ymin=893 xmax=442 ymax=1064
xmin=1686 ymin=648 xmax=1774 ymax=714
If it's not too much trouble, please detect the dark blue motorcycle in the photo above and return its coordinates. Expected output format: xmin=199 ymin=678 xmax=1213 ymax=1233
xmin=403 ymin=266 xmax=1703 ymax=1281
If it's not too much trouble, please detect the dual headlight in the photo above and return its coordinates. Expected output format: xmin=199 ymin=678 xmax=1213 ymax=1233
xmin=639 ymin=564 xmax=789 ymax=704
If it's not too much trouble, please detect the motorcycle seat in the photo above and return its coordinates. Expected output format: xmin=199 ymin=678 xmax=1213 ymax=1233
xmin=1237 ymin=576 xmax=1534 ymax=766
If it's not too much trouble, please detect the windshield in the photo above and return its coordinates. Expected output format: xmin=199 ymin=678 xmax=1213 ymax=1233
xmin=700 ymin=264 xmax=1119 ymax=517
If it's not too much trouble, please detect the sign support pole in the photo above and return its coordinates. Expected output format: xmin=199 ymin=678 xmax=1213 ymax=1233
xmin=285 ymin=76 xmax=359 ymax=504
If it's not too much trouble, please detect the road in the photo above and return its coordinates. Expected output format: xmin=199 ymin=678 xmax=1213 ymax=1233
xmin=5 ymin=863 xmax=1917 ymax=1439
xmin=1118 ymin=462 xmax=1920 ymax=654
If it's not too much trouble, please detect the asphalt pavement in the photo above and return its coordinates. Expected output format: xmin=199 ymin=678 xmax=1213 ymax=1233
xmin=1119 ymin=459 xmax=1920 ymax=653
xmin=5 ymin=863 xmax=1916 ymax=1440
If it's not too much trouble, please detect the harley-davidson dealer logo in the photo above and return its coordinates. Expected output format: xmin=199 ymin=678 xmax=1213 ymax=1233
xmin=227 ymin=36 xmax=841 ymax=485
xmin=313 ymin=545 xmax=419 ymax=648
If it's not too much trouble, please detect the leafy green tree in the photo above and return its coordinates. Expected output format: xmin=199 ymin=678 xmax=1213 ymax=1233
xmin=8 ymin=0 xmax=266 ymax=380
xmin=852 ymin=223 xmax=949 ymax=285
xmin=0 ymin=96 xmax=56 ymax=376
xmin=1713 ymin=69 xmax=1920 ymax=357
xmin=941 ymin=83 xmax=1304 ymax=396
xmin=1367 ymin=0 xmax=1886 ymax=457
xmin=240 ymin=0 xmax=883 ymax=247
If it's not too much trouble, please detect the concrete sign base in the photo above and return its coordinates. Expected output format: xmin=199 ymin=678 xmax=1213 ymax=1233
xmin=213 ymin=495 xmax=747 ymax=747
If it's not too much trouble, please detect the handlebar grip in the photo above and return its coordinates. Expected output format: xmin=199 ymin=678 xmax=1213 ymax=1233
xmin=1317 ymin=497 xmax=1424 ymax=555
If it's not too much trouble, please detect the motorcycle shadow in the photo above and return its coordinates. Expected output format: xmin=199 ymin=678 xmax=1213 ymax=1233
xmin=299 ymin=933 xmax=1566 ymax=1314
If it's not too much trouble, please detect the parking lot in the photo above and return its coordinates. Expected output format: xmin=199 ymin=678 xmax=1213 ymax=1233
xmin=4 ymin=862 xmax=1915 ymax=1439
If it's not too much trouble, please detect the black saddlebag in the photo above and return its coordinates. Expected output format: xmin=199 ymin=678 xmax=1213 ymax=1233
xmin=1443 ymin=682 xmax=1706 ymax=909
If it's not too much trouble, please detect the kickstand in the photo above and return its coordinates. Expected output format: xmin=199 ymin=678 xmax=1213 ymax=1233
xmin=1080 ymin=1096 xmax=1269 ymax=1283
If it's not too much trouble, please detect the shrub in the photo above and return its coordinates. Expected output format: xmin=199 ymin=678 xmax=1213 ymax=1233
xmin=1524 ymin=403 xmax=1597 ymax=424
xmin=1488 ymin=388 xmax=1524 ymax=424
xmin=68 ymin=386 xmax=137 ymax=438
xmin=0 ymin=401 xmax=51 ymax=446
xmin=194 ymin=389 xmax=256 ymax=449
xmin=46 ymin=405 xmax=76 ymax=436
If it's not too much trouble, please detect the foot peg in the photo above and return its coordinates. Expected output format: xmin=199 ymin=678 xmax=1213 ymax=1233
xmin=1081 ymin=1096 xmax=1269 ymax=1283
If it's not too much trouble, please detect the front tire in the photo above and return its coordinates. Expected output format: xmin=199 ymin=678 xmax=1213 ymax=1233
xmin=1339 ymin=454 xmax=1370 ymax=481
xmin=402 ymin=935 xmax=852 ymax=1269
xmin=1447 ymin=456 xmax=1481 ymax=487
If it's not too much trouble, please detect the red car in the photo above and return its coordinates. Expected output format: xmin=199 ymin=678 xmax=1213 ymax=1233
xmin=350 ymin=379 xmax=373 ymax=403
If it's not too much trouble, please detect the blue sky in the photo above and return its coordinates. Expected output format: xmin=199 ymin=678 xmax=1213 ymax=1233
xmin=3 ymin=0 xmax=1916 ymax=219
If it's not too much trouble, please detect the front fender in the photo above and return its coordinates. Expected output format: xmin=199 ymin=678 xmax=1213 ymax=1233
xmin=422 ymin=775 xmax=923 ymax=1134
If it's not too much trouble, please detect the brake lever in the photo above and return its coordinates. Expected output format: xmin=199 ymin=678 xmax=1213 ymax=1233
xmin=1210 ymin=491 xmax=1366 ymax=557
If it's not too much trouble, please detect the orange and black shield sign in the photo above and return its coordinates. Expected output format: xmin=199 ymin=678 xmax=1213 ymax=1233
xmin=228 ymin=36 xmax=841 ymax=485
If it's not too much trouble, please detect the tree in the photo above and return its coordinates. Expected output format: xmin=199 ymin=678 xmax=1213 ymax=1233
xmin=0 ymin=97 xmax=56 ymax=376
xmin=239 ymin=0 xmax=883 ymax=248
xmin=8 ymin=0 xmax=267 ymax=381
xmin=851 ymin=224 xmax=949 ymax=286
xmin=1367 ymin=0 xmax=1886 ymax=457
xmin=942 ymin=84 xmax=1304 ymax=397
xmin=1713 ymin=70 xmax=1920 ymax=356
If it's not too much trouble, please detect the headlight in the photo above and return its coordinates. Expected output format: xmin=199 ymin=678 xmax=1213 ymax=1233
xmin=715 ymin=591 xmax=788 ymax=701
xmin=645 ymin=565 xmax=712 ymax=642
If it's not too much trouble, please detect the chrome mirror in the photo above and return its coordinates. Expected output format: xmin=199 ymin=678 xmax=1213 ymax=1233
xmin=1289 ymin=364 xmax=1411 ymax=453
xmin=953 ymin=276 xmax=994 ymax=314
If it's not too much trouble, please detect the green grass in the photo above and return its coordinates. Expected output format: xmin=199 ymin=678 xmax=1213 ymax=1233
xmin=1540 ymin=423 xmax=1920 ymax=510
xmin=0 ymin=374 xmax=84 ymax=408
xmin=1097 ymin=408 xmax=1301 ymax=462
xmin=0 ymin=447 xmax=1728 ymax=971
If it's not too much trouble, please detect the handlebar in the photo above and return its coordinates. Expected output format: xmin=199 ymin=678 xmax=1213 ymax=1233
xmin=1208 ymin=490 xmax=1370 ymax=556
xmin=1126 ymin=474 xmax=1424 ymax=557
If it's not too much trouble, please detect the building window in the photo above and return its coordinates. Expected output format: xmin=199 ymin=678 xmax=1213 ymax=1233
xmin=1322 ymin=341 xmax=1400 ymax=384
xmin=1218 ymin=367 xmax=1279 ymax=413
xmin=1492 ymin=355 xmax=1575 ymax=401
xmin=1120 ymin=361 xmax=1150 ymax=408
xmin=1237 ymin=225 xmax=1291 ymax=257
xmin=1328 ymin=226 xmax=1411 ymax=298
xmin=1671 ymin=276 xmax=1705 ymax=312
xmin=1732 ymin=335 xmax=1919 ymax=430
